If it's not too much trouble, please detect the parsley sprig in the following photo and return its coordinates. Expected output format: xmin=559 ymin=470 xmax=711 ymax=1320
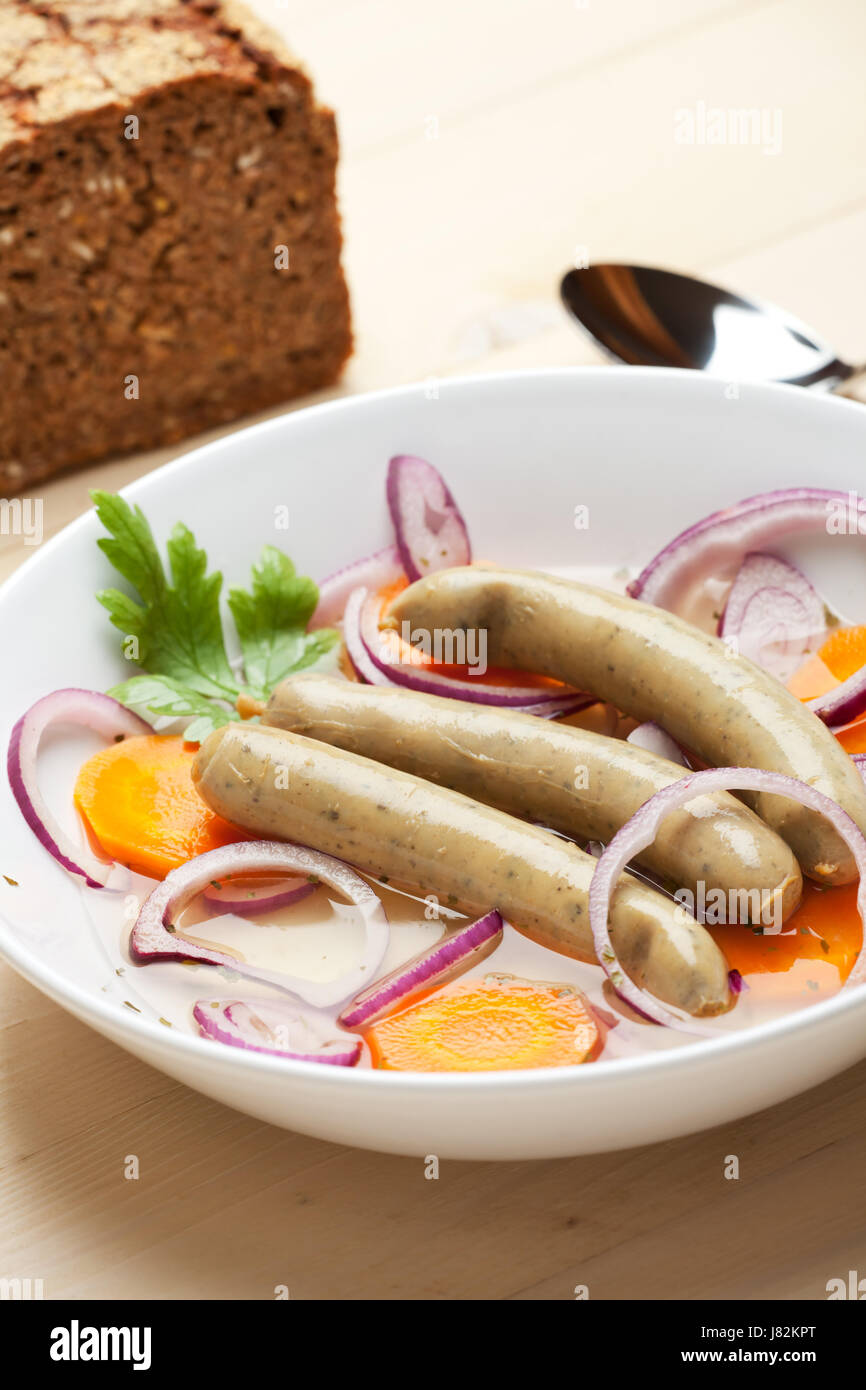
xmin=92 ymin=490 xmax=339 ymax=740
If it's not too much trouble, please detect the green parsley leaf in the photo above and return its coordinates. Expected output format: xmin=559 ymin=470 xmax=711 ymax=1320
xmin=92 ymin=492 xmax=336 ymax=735
xmin=108 ymin=675 xmax=240 ymax=742
xmin=228 ymin=545 xmax=339 ymax=699
xmin=92 ymin=491 xmax=238 ymax=701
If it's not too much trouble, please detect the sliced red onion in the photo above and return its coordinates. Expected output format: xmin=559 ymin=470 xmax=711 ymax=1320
xmin=202 ymin=876 xmax=316 ymax=916
xmin=131 ymin=840 xmax=389 ymax=1008
xmin=386 ymin=455 xmax=471 ymax=582
xmin=343 ymin=586 xmax=591 ymax=715
xmin=626 ymin=721 xmax=688 ymax=765
xmin=194 ymin=998 xmax=362 ymax=1065
xmin=589 ymin=768 xmax=866 ymax=1033
xmin=338 ymin=909 xmax=504 ymax=1029
xmin=809 ymin=669 xmax=866 ymax=729
xmin=728 ymin=969 xmax=747 ymax=995
xmin=852 ymin=754 xmax=866 ymax=786
xmin=629 ymin=488 xmax=854 ymax=612
xmin=340 ymin=587 xmax=389 ymax=686
xmin=628 ymin=489 xmax=864 ymax=722
xmin=719 ymin=553 xmax=826 ymax=680
xmin=7 ymin=688 xmax=152 ymax=888
xmin=312 ymin=546 xmax=404 ymax=627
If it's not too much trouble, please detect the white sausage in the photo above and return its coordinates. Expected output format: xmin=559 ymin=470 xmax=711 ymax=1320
xmin=193 ymin=723 xmax=734 ymax=1017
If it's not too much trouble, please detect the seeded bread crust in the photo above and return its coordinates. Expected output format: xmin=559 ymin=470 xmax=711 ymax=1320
xmin=0 ymin=0 xmax=352 ymax=491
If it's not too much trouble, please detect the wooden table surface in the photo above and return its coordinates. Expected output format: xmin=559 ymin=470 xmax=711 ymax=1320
xmin=3 ymin=0 xmax=866 ymax=1301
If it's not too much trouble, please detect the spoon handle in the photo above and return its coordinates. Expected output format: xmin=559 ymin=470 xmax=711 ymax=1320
xmin=833 ymin=367 xmax=866 ymax=404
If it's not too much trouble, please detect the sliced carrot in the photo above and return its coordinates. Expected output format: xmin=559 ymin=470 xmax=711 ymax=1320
xmin=708 ymin=880 xmax=862 ymax=982
xmin=786 ymin=643 xmax=866 ymax=748
xmin=74 ymin=734 xmax=249 ymax=880
xmin=787 ymin=653 xmax=840 ymax=701
xmin=835 ymin=718 xmax=866 ymax=754
xmin=819 ymin=624 xmax=866 ymax=681
xmin=802 ymin=625 xmax=866 ymax=752
xmin=365 ymin=973 xmax=604 ymax=1072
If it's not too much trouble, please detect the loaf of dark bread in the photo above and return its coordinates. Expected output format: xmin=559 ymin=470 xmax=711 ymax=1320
xmin=0 ymin=0 xmax=352 ymax=491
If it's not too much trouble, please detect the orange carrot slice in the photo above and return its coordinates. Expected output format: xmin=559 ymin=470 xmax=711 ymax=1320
xmin=708 ymin=880 xmax=862 ymax=981
xmin=787 ymin=653 xmax=840 ymax=701
xmin=74 ymin=734 xmax=249 ymax=880
xmin=819 ymin=624 xmax=866 ymax=681
xmin=836 ymin=718 xmax=866 ymax=754
xmin=365 ymin=972 xmax=604 ymax=1072
xmin=786 ymin=643 xmax=866 ymax=748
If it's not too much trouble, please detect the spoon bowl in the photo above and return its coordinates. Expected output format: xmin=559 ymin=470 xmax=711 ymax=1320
xmin=561 ymin=263 xmax=855 ymax=391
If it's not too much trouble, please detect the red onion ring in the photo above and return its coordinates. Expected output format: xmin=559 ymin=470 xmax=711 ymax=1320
xmin=194 ymin=999 xmax=362 ymax=1065
xmin=338 ymin=909 xmax=504 ymax=1028
xmin=312 ymin=546 xmax=404 ymax=627
xmin=719 ymin=553 xmax=826 ymax=681
xmin=808 ymin=667 xmax=866 ymax=729
xmin=201 ymin=876 xmax=316 ymax=916
xmin=343 ymin=587 xmax=592 ymax=715
xmin=629 ymin=488 xmax=854 ymax=611
xmin=386 ymin=455 xmax=471 ymax=582
xmin=131 ymin=840 xmax=389 ymax=1009
xmin=629 ymin=489 xmax=866 ymax=725
xmin=341 ymin=587 xmax=392 ymax=685
xmin=589 ymin=768 xmax=866 ymax=1034
xmin=7 ymin=688 xmax=152 ymax=888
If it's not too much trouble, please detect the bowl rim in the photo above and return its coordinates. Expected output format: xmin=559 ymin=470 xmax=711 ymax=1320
xmin=2 ymin=363 xmax=864 ymax=1094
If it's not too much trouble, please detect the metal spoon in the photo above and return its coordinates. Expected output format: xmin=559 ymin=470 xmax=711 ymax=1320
xmin=560 ymin=263 xmax=866 ymax=400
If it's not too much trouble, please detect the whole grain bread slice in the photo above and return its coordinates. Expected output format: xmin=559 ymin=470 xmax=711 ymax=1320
xmin=0 ymin=0 xmax=352 ymax=492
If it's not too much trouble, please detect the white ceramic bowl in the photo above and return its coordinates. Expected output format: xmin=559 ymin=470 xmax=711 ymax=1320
xmin=2 ymin=367 xmax=866 ymax=1160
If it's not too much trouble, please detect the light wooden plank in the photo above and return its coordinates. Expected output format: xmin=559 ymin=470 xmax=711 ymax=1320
xmin=0 ymin=1001 xmax=181 ymax=1165
xmin=265 ymin=0 xmax=763 ymax=156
